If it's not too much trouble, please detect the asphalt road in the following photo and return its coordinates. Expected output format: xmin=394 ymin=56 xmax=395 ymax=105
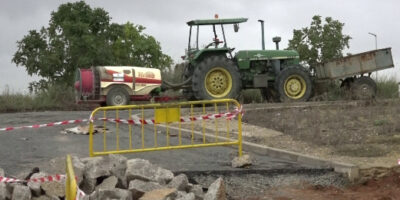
xmin=0 ymin=110 xmax=314 ymax=176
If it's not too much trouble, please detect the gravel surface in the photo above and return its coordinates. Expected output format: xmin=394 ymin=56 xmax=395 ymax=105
xmin=185 ymin=169 xmax=348 ymax=199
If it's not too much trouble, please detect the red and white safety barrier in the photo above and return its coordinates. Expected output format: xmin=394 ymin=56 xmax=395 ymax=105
xmin=0 ymin=174 xmax=65 ymax=183
xmin=0 ymin=119 xmax=88 ymax=132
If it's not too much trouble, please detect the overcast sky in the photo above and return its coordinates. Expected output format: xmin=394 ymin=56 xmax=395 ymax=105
xmin=1 ymin=0 xmax=399 ymax=93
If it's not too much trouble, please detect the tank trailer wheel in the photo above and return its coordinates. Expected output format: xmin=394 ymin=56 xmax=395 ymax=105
xmin=106 ymin=86 xmax=130 ymax=106
xmin=351 ymin=77 xmax=377 ymax=100
xmin=192 ymin=56 xmax=241 ymax=100
xmin=275 ymin=67 xmax=312 ymax=102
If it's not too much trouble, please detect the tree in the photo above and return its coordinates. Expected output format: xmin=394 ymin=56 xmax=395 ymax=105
xmin=287 ymin=15 xmax=351 ymax=67
xmin=111 ymin=23 xmax=172 ymax=70
xmin=12 ymin=1 xmax=172 ymax=91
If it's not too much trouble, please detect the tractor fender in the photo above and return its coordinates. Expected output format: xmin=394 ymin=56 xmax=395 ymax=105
xmin=191 ymin=48 xmax=230 ymax=64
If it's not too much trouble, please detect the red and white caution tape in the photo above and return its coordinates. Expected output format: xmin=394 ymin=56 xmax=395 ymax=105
xmin=76 ymin=187 xmax=86 ymax=200
xmin=0 ymin=119 xmax=88 ymax=132
xmin=97 ymin=105 xmax=244 ymax=125
xmin=0 ymin=174 xmax=65 ymax=183
xmin=0 ymin=105 xmax=244 ymax=131
xmin=0 ymin=174 xmax=86 ymax=199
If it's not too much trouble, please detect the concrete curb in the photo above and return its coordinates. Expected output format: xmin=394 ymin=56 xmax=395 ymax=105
xmin=164 ymin=125 xmax=359 ymax=181
xmin=241 ymin=141 xmax=359 ymax=181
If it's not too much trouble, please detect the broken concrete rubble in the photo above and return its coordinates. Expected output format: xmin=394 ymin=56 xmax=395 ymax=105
xmin=128 ymin=179 xmax=164 ymax=199
xmin=95 ymin=176 xmax=118 ymax=190
xmin=204 ymin=177 xmax=226 ymax=200
xmin=176 ymin=191 xmax=196 ymax=200
xmin=27 ymin=172 xmax=47 ymax=196
xmin=231 ymin=154 xmax=252 ymax=168
xmin=0 ymin=154 xmax=225 ymax=200
xmin=0 ymin=183 xmax=7 ymax=200
xmin=189 ymin=184 xmax=204 ymax=200
xmin=90 ymin=188 xmax=132 ymax=200
xmin=125 ymin=158 xmax=174 ymax=184
xmin=168 ymin=174 xmax=189 ymax=191
xmin=12 ymin=185 xmax=31 ymax=200
xmin=139 ymin=188 xmax=177 ymax=200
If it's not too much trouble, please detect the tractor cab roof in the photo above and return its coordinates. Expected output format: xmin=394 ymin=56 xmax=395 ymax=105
xmin=187 ymin=18 xmax=248 ymax=26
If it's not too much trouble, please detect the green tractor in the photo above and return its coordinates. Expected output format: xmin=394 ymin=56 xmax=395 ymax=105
xmin=179 ymin=17 xmax=312 ymax=102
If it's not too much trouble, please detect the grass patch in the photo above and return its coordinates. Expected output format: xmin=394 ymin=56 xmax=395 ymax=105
xmin=335 ymin=144 xmax=389 ymax=157
xmin=0 ymin=84 xmax=91 ymax=112
xmin=376 ymin=76 xmax=398 ymax=99
xmin=367 ymin=135 xmax=400 ymax=145
xmin=240 ymin=89 xmax=264 ymax=104
xmin=373 ymin=119 xmax=388 ymax=126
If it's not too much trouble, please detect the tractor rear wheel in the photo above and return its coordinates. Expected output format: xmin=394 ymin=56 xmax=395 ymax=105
xmin=192 ymin=56 xmax=241 ymax=100
xmin=106 ymin=86 xmax=130 ymax=106
xmin=275 ymin=66 xmax=312 ymax=102
xmin=351 ymin=76 xmax=377 ymax=100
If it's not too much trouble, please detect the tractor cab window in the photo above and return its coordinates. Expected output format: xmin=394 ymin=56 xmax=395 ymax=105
xmin=189 ymin=25 xmax=226 ymax=50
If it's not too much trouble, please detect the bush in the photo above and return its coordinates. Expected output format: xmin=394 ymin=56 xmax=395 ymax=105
xmin=0 ymin=84 xmax=89 ymax=112
xmin=0 ymin=87 xmax=35 ymax=112
xmin=376 ymin=76 xmax=398 ymax=99
xmin=240 ymin=89 xmax=264 ymax=104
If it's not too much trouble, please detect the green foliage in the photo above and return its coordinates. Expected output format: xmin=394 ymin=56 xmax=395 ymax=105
xmin=376 ymin=76 xmax=399 ymax=99
xmin=0 ymin=84 xmax=90 ymax=112
xmin=287 ymin=15 xmax=351 ymax=67
xmin=373 ymin=119 xmax=387 ymax=126
xmin=12 ymin=1 xmax=172 ymax=91
xmin=112 ymin=23 xmax=172 ymax=71
xmin=240 ymin=89 xmax=264 ymax=104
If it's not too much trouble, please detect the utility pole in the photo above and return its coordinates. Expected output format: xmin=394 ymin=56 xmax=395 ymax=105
xmin=368 ymin=32 xmax=378 ymax=79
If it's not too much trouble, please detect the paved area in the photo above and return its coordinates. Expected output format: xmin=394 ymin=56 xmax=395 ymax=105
xmin=0 ymin=111 xmax=315 ymax=176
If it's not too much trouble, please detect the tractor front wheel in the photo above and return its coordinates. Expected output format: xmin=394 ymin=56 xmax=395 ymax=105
xmin=192 ymin=56 xmax=241 ymax=100
xmin=275 ymin=66 xmax=312 ymax=102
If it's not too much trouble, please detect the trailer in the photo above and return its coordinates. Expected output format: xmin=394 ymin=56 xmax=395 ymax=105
xmin=74 ymin=66 xmax=162 ymax=106
xmin=314 ymin=48 xmax=394 ymax=99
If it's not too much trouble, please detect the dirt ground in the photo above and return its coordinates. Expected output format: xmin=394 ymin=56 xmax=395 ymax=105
xmin=250 ymin=168 xmax=400 ymax=200
xmin=179 ymin=99 xmax=400 ymax=199
xmin=242 ymin=100 xmax=400 ymax=168
xmin=241 ymin=99 xmax=400 ymax=199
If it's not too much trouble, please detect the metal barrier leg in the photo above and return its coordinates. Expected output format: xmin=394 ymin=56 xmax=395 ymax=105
xmin=65 ymin=155 xmax=77 ymax=200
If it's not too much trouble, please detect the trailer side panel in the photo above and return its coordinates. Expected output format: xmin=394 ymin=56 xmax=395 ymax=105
xmin=315 ymin=48 xmax=394 ymax=80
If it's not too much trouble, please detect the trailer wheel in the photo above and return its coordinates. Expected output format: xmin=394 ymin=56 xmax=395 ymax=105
xmin=351 ymin=77 xmax=377 ymax=100
xmin=192 ymin=56 xmax=241 ymax=100
xmin=106 ymin=86 xmax=130 ymax=106
xmin=275 ymin=66 xmax=312 ymax=102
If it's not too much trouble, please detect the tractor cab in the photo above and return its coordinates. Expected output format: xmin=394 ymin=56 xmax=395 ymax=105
xmin=184 ymin=17 xmax=248 ymax=65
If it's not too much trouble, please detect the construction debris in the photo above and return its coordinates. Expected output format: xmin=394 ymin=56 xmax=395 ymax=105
xmin=0 ymin=154 xmax=230 ymax=200
xmin=60 ymin=125 xmax=107 ymax=135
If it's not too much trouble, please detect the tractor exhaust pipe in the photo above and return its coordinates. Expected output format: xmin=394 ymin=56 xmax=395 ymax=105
xmin=258 ymin=19 xmax=265 ymax=50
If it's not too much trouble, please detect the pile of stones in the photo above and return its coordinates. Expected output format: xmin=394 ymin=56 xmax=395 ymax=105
xmin=0 ymin=154 xmax=228 ymax=200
